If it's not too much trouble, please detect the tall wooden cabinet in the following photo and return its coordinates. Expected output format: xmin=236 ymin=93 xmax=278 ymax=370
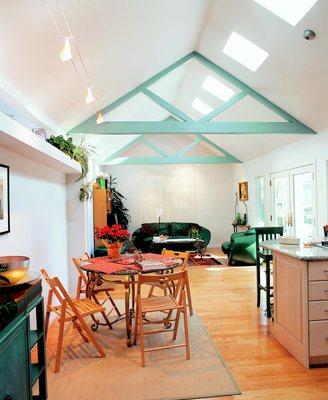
xmin=93 ymin=188 xmax=112 ymax=247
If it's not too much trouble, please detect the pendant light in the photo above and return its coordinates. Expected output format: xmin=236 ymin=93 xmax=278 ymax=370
xmin=85 ymin=87 xmax=94 ymax=104
xmin=96 ymin=111 xmax=105 ymax=125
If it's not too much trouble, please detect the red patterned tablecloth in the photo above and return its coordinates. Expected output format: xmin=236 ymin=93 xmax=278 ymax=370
xmin=81 ymin=253 xmax=180 ymax=275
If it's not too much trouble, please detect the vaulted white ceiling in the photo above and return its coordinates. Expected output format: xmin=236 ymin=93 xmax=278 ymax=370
xmin=0 ymin=0 xmax=326 ymax=163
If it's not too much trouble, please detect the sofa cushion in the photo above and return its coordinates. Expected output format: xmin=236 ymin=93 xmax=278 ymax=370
xmin=141 ymin=223 xmax=170 ymax=236
xmin=171 ymin=222 xmax=200 ymax=236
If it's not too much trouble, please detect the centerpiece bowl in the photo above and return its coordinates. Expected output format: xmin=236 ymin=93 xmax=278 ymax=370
xmin=0 ymin=256 xmax=30 ymax=286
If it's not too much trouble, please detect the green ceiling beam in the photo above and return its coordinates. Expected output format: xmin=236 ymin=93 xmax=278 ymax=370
xmin=102 ymin=155 xmax=241 ymax=165
xmin=100 ymin=134 xmax=241 ymax=165
xmin=199 ymin=92 xmax=247 ymax=122
xmin=75 ymin=120 xmax=313 ymax=135
xmin=141 ymin=88 xmax=192 ymax=122
xmin=68 ymin=51 xmax=316 ymax=136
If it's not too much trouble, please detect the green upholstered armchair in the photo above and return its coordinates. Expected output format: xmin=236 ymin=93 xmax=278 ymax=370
xmin=132 ymin=222 xmax=211 ymax=253
xmin=221 ymin=228 xmax=256 ymax=265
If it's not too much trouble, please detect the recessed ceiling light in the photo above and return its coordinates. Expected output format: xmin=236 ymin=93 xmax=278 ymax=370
xmin=202 ymin=76 xmax=235 ymax=102
xmin=254 ymin=0 xmax=318 ymax=27
xmin=192 ymin=98 xmax=214 ymax=115
xmin=223 ymin=32 xmax=269 ymax=72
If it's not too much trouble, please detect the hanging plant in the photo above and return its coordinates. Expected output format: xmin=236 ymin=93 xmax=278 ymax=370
xmin=46 ymin=135 xmax=94 ymax=181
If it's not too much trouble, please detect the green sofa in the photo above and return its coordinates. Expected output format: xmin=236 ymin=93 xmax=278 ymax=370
xmin=221 ymin=228 xmax=256 ymax=265
xmin=132 ymin=222 xmax=211 ymax=253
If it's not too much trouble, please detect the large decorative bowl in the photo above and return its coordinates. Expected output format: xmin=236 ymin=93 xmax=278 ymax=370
xmin=0 ymin=256 xmax=30 ymax=286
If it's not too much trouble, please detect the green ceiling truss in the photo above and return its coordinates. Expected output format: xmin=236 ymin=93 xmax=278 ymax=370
xmin=99 ymin=134 xmax=241 ymax=165
xmin=68 ymin=51 xmax=316 ymax=136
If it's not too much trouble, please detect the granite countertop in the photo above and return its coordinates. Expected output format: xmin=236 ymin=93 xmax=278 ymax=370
xmin=260 ymin=239 xmax=328 ymax=261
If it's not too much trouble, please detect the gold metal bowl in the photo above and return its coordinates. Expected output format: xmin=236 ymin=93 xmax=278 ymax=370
xmin=0 ymin=256 xmax=30 ymax=285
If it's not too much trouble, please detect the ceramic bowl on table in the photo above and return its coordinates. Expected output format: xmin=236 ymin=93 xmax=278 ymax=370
xmin=0 ymin=256 xmax=30 ymax=286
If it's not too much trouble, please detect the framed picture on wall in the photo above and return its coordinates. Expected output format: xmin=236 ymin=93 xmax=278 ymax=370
xmin=0 ymin=164 xmax=10 ymax=235
xmin=239 ymin=181 xmax=248 ymax=201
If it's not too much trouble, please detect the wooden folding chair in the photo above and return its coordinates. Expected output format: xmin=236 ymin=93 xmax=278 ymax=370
xmin=148 ymin=249 xmax=193 ymax=315
xmin=41 ymin=268 xmax=107 ymax=373
xmin=73 ymin=255 xmax=121 ymax=320
xmin=134 ymin=270 xmax=191 ymax=367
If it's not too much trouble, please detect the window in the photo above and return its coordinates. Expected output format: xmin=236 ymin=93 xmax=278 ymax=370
xmin=253 ymin=0 xmax=318 ymax=27
xmin=255 ymin=176 xmax=265 ymax=226
xmin=222 ymin=32 xmax=269 ymax=72
xmin=202 ymin=75 xmax=235 ymax=102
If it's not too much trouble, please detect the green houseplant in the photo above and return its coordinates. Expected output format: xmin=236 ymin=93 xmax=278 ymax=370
xmin=46 ymin=135 xmax=93 ymax=180
xmin=108 ymin=175 xmax=131 ymax=229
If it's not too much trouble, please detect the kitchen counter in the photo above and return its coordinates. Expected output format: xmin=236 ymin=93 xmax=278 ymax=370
xmin=260 ymin=239 xmax=328 ymax=261
xmin=260 ymin=240 xmax=328 ymax=368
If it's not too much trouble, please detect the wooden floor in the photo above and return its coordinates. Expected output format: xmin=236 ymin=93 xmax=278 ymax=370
xmin=47 ymin=250 xmax=328 ymax=400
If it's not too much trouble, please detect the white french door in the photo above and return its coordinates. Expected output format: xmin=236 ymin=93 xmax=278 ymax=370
xmin=270 ymin=165 xmax=315 ymax=238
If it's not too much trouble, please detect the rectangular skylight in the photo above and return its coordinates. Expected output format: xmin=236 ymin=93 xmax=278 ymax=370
xmin=192 ymin=98 xmax=214 ymax=115
xmin=254 ymin=0 xmax=318 ymax=27
xmin=223 ymin=31 xmax=269 ymax=72
xmin=202 ymin=76 xmax=235 ymax=102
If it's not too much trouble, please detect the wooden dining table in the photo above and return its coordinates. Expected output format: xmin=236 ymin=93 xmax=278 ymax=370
xmin=81 ymin=253 xmax=182 ymax=346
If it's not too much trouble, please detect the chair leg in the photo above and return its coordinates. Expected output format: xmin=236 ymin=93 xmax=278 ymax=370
xmin=185 ymin=274 xmax=193 ymax=316
xmin=73 ymin=320 xmax=89 ymax=342
xmin=173 ymin=309 xmax=181 ymax=340
xmin=44 ymin=309 xmax=50 ymax=339
xmin=76 ymin=315 xmax=106 ymax=358
xmin=147 ymin=285 xmax=155 ymax=298
xmin=107 ymin=292 xmax=122 ymax=316
xmin=133 ymin=299 xmax=139 ymax=345
xmin=265 ymin=260 xmax=272 ymax=318
xmin=256 ymin=261 xmax=261 ymax=307
xmin=182 ymin=292 xmax=191 ymax=360
xmin=54 ymin=317 xmax=65 ymax=373
xmin=139 ymin=308 xmax=146 ymax=367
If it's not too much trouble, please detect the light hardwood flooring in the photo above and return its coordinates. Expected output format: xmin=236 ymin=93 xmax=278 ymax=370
xmin=46 ymin=249 xmax=328 ymax=400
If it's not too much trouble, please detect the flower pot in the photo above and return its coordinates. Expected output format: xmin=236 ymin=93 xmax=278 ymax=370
xmin=98 ymin=177 xmax=106 ymax=189
xmin=103 ymin=241 xmax=122 ymax=258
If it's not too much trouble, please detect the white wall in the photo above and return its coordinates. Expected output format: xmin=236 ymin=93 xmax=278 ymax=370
xmin=240 ymin=131 xmax=328 ymax=236
xmin=0 ymin=147 xmax=70 ymax=292
xmin=102 ymin=164 xmax=236 ymax=246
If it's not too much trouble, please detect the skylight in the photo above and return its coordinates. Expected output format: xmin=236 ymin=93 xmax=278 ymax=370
xmin=223 ymin=32 xmax=269 ymax=72
xmin=253 ymin=0 xmax=318 ymax=27
xmin=202 ymin=76 xmax=235 ymax=102
xmin=192 ymin=98 xmax=214 ymax=115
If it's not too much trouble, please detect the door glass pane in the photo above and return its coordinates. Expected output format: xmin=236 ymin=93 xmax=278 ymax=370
xmin=293 ymin=172 xmax=312 ymax=238
xmin=255 ymin=176 xmax=265 ymax=226
xmin=273 ymin=176 xmax=288 ymax=232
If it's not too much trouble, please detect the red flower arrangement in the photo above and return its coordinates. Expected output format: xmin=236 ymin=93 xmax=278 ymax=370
xmin=95 ymin=224 xmax=130 ymax=244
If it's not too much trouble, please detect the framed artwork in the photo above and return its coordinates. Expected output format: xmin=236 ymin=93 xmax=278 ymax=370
xmin=0 ymin=164 xmax=10 ymax=235
xmin=239 ymin=181 xmax=248 ymax=201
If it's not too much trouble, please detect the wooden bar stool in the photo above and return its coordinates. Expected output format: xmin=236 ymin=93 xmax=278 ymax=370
xmin=254 ymin=227 xmax=283 ymax=318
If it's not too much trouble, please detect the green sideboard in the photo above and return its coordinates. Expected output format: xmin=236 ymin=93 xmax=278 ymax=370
xmin=0 ymin=279 xmax=47 ymax=400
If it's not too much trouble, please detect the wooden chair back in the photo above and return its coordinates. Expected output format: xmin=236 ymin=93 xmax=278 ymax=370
xmin=161 ymin=249 xmax=190 ymax=270
xmin=254 ymin=227 xmax=283 ymax=262
xmin=72 ymin=253 xmax=91 ymax=298
xmin=137 ymin=270 xmax=187 ymax=302
xmin=41 ymin=268 xmax=75 ymax=310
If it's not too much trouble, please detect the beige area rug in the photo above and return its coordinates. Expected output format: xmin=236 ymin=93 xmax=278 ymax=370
xmin=47 ymin=313 xmax=240 ymax=400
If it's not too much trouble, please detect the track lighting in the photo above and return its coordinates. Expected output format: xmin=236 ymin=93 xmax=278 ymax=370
xmin=85 ymin=87 xmax=94 ymax=104
xmin=59 ymin=36 xmax=72 ymax=62
xmin=96 ymin=111 xmax=105 ymax=125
